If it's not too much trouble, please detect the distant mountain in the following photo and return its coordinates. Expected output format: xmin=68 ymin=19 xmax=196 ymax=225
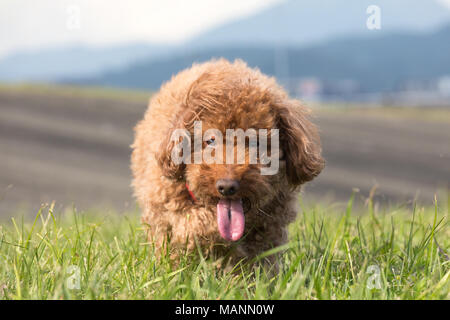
xmin=78 ymin=24 xmax=450 ymax=93
xmin=189 ymin=0 xmax=450 ymax=48
xmin=0 ymin=43 xmax=172 ymax=82
xmin=2 ymin=0 xmax=449 ymax=83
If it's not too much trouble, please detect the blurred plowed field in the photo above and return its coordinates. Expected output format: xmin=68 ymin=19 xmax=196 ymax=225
xmin=0 ymin=87 xmax=449 ymax=216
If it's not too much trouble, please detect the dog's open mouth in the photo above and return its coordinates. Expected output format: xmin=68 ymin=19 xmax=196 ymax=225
xmin=217 ymin=199 xmax=245 ymax=241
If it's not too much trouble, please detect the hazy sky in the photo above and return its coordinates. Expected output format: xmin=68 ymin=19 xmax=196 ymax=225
xmin=1 ymin=0 xmax=450 ymax=59
xmin=0 ymin=0 xmax=281 ymax=58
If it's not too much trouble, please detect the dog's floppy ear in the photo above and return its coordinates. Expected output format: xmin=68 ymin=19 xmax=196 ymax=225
xmin=275 ymin=99 xmax=324 ymax=186
xmin=156 ymin=112 xmax=189 ymax=180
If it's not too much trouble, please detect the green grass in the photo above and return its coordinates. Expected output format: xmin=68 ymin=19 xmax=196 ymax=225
xmin=2 ymin=83 xmax=450 ymax=124
xmin=312 ymin=102 xmax=450 ymax=124
xmin=0 ymin=82 xmax=151 ymax=103
xmin=0 ymin=197 xmax=448 ymax=300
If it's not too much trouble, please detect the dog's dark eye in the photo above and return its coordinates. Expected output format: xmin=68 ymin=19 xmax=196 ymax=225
xmin=205 ymin=137 xmax=215 ymax=146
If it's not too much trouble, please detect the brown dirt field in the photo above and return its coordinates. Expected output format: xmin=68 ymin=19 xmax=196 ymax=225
xmin=0 ymin=88 xmax=449 ymax=217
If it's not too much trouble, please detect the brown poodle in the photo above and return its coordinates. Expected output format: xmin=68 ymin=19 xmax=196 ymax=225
xmin=131 ymin=59 xmax=324 ymax=267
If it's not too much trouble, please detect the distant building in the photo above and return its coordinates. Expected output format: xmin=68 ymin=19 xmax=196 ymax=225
xmin=437 ymin=76 xmax=450 ymax=96
xmin=295 ymin=78 xmax=322 ymax=100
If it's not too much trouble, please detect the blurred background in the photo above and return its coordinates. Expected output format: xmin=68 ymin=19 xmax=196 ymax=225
xmin=0 ymin=0 xmax=449 ymax=217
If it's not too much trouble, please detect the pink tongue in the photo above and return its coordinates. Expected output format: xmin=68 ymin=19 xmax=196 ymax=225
xmin=217 ymin=199 xmax=245 ymax=241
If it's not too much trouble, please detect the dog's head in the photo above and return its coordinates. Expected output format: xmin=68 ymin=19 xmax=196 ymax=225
xmin=157 ymin=66 xmax=324 ymax=241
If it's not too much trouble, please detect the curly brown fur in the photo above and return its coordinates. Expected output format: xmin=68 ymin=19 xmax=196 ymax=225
xmin=131 ymin=59 xmax=324 ymax=267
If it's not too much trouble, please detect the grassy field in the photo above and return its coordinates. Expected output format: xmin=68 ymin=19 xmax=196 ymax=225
xmin=0 ymin=84 xmax=449 ymax=299
xmin=0 ymin=196 xmax=448 ymax=300
xmin=313 ymin=103 xmax=450 ymax=124
xmin=0 ymin=83 xmax=151 ymax=103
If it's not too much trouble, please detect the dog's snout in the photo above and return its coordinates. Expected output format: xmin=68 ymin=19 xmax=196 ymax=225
xmin=216 ymin=179 xmax=240 ymax=196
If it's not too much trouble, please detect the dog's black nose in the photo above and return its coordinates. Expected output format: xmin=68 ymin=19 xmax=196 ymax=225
xmin=216 ymin=179 xmax=240 ymax=196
